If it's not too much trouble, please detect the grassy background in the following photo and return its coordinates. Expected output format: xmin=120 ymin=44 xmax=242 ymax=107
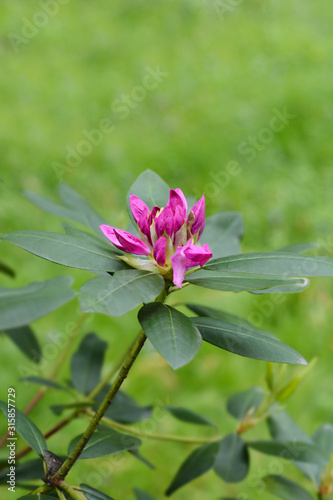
xmin=1 ymin=1 xmax=333 ymax=498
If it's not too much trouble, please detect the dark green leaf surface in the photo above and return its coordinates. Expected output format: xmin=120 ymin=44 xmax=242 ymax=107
xmin=134 ymin=488 xmax=157 ymax=500
xmin=250 ymin=278 xmax=310 ymax=294
xmin=4 ymin=325 xmax=41 ymax=363
xmin=0 ymin=400 xmax=48 ymax=456
xmin=71 ymin=333 xmax=107 ymax=395
xmin=95 ymin=389 xmax=152 ymax=423
xmin=193 ymin=317 xmax=307 ymax=365
xmin=127 ymin=170 xmax=170 ymax=224
xmin=80 ymin=270 xmax=165 ymax=317
xmin=166 ymin=442 xmax=219 ymax=495
xmin=0 ymin=458 xmax=44 ymax=482
xmin=312 ymin=424 xmax=333 ymax=486
xmin=80 ymin=484 xmax=115 ymax=500
xmin=1 ymin=231 xmax=128 ymax=272
xmin=202 ymin=212 xmax=244 ymax=259
xmin=165 ymin=406 xmax=215 ymax=426
xmin=248 ymin=440 xmax=328 ymax=464
xmin=227 ymin=386 xmax=265 ymax=420
xmin=68 ymin=430 xmax=140 ymax=458
xmin=24 ymin=190 xmax=87 ymax=225
xmin=0 ymin=275 xmax=76 ymax=330
xmin=138 ymin=303 xmax=202 ymax=369
xmin=261 ymin=475 xmax=314 ymax=500
xmin=20 ymin=376 xmax=68 ymax=391
xmin=63 ymin=223 xmax=110 ymax=246
xmin=0 ymin=261 xmax=15 ymax=278
xmin=214 ymin=433 xmax=249 ymax=483
xmin=187 ymin=270 xmax=308 ymax=293
xmin=204 ymin=252 xmax=333 ymax=276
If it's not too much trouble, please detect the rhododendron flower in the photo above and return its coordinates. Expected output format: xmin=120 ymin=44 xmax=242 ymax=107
xmin=100 ymin=189 xmax=212 ymax=288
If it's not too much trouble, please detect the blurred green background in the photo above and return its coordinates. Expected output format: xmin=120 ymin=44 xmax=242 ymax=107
xmin=1 ymin=1 xmax=333 ymax=499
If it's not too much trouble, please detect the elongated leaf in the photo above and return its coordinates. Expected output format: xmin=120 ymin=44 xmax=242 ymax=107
xmin=138 ymin=303 xmax=202 ymax=369
xmin=130 ymin=449 xmax=155 ymax=469
xmin=71 ymin=333 xmax=107 ymax=395
xmin=63 ymin=223 xmax=110 ymax=246
xmin=261 ymin=475 xmax=314 ymax=500
xmin=80 ymin=484 xmax=115 ymax=500
xmin=0 ymin=458 xmax=44 ymax=482
xmin=166 ymin=442 xmax=219 ymax=495
xmin=95 ymin=388 xmax=152 ymax=423
xmin=186 ymin=303 xmax=276 ymax=338
xmin=59 ymin=183 xmax=106 ymax=235
xmin=187 ymin=270 xmax=308 ymax=293
xmin=80 ymin=271 xmax=165 ymax=317
xmin=214 ymin=434 xmax=249 ymax=483
xmin=1 ymin=231 xmax=128 ymax=272
xmin=20 ymin=376 xmax=68 ymax=391
xmin=0 ymin=261 xmax=15 ymax=278
xmin=134 ymin=489 xmax=157 ymax=500
xmin=312 ymin=424 xmax=333 ymax=486
xmin=0 ymin=276 xmax=76 ymax=330
xmin=276 ymin=243 xmax=320 ymax=254
xmin=24 ymin=190 xmax=86 ymax=225
xmin=247 ymin=440 xmax=328 ymax=464
xmin=250 ymin=278 xmax=310 ymax=295
xmin=0 ymin=400 xmax=48 ymax=456
xmin=267 ymin=411 xmax=318 ymax=482
xmin=4 ymin=325 xmax=41 ymax=363
xmin=203 ymin=212 xmax=244 ymax=259
xmin=50 ymin=401 xmax=96 ymax=415
xmin=227 ymin=387 xmax=265 ymax=420
xmin=165 ymin=406 xmax=215 ymax=426
xmin=204 ymin=252 xmax=333 ymax=277
xmin=68 ymin=430 xmax=140 ymax=458
xmin=127 ymin=170 xmax=170 ymax=224
xmin=193 ymin=317 xmax=307 ymax=365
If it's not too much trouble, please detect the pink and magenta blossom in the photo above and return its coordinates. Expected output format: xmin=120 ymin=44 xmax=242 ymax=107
xmin=100 ymin=189 xmax=212 ymax=288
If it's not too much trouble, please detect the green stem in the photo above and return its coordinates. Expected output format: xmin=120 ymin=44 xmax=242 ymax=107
xmin=56 ymin=483 xmax=88 ymax=500
xmin=86 ymin=410 xmax=222 ymax=445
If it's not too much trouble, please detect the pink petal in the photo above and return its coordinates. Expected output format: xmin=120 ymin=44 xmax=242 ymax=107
xmin=137 ymin=207 xmax=150 ymax=239
xmin=170 ymin=246 xmax=187 ymax=288
xmin=190 ymin=194 xmax=206 ymax=239
xmin=113 ymin=228 xmax=151 ymax=255
xmin=99 ymin=225 xmax=124 ymax=251
xmin=184 ymin=242 xmax=212 ymax=267
xmin=148 ymin=206 xmax=160 ymax=225
xmin=174 ymin=204 xmax=186 ymax=233
xmin=167 ymin=189 xmax=187 ymax=218
xmin=153 ymin=237 xmax=167 ymax=266
xmin=129 ymin=194 xmax=149 ymax=224
xmin=155 ymin=206 xmax=174 ymax=238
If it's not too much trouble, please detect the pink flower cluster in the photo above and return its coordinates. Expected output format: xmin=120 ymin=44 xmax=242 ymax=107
xmin=100 ymin=189 xmax=212 ymax=288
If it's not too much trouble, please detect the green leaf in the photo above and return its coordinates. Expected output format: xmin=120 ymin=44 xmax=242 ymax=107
xmin=164 ymin=406 xmax=215 ymax=426
xmin=192 ymin=317 xmax=307 ymax=365
xmin=227 ymin=387 xmax=265 ymax=420
xmin=127 ymin=170 xmax=170 ymax=224
xmin=203 ymin=252 xmax=333 ymax=277
xmin=0 ymin=400 xmax=48 ymax=456
xmin=0 ymin=458 xmax=44 ymax=482
xmin=276 ymin=243 xmax=320 ymax=254
xmin=312 ymin=424 xmax=333 ymax=486
xmin=214 ymin=433 xmax=249 ymax=483
xmin=261 ymin=475 xmax=315 ymax=500
xmin=134 ymin=488 xmax=157 ymax=500
xmin=267 ymin=411 xmax=318 ymax=482
xmin=50 ymin=401 xmax=96 ymax=415
xmin=138 ymin=303 xmax=202 ymax=370
xmin=68 ymin=430 xmax=140 ymax=458
xmin=250 ymin=278 xmax=310 ymax=295
xmin=24 ymin=190 xmax=87 ymax=225
xmin=79 ymin=270 xmax=165 ymax=317
xmin=187 ymin=270 xmax=308 ymax=293
xmin=203 ymin=212 xmax=244 ymax=259
xmin=0 ymin=276 xmax=76 ymax=330
xmin=58 ymin=183 xmax=106 ymax=235
xmin=63 ymin=223 xmax=109 ymax=246
xmin=165 ymin=442 xmax=219 ymax=495
xmin=3 ymin=325 xmax=41 ymax=363
xmin=79 ymin=484 xmax=115 ymax=500
xmin=0 ymin=231 xmax=128 ymax=272
xmin=186 ymin=303 xmax=276 ymax=338
xmin=20 ymin=376 xmax=68 ymax=391
xmin=18 ymin=496 xmax=58 ymax=500
xmin=130 ymin=449 xmax=155 ymax=469
xmin=95 ymin=388 xmax=152 ymax=423
xmin=0 ymin=261 xmax=15 ymax=278
xmin=247 ymin=440 xmax=328 ymax=464
xmin=71 ymin=333 xmax=108 ymax=395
